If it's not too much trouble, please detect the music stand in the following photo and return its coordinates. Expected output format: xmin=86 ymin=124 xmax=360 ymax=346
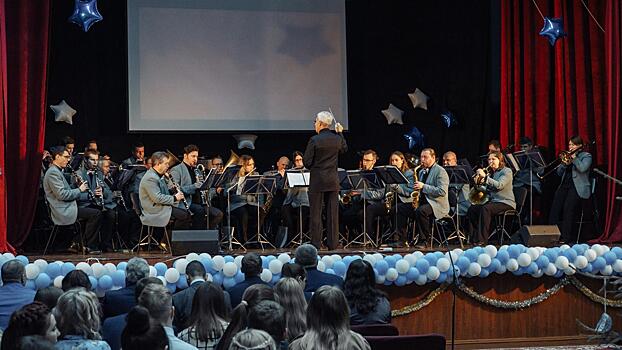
xmin=344 ymin=170 xmax=384 ymax=248
xmin=286 ymin=169 xmax=311 ymax=246
xmin=243 ymin=175 xmax=277 ymax=250
xmin=444 ymin=166 xmax=470 ymax=248
xmin=373 ymin=165 xmax=409 ymax=244
xmin=199 ymin=168 xmax=218 ymax=230
xmin=514 ymin=149 xmax=545 ymax=225
xmin=221 ymin=166 xmax=245 ymax=252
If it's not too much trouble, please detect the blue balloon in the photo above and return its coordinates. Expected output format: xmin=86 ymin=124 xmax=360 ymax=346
xmin=261 ymin=256 xmax=269 ymax=269
xmin=224 ymin=255 xmax=235 ymax=263
xmin=176 ymin=276 xmax=188 ymax=290
xmin=604 ymin=252 xmax=617 ymax=265
xmin=271 ymin=274 xmax=281 ymax=285
xmin=383 ymin=279 xmax=393 ymax=286
xmin=385 ymin=256 xmax=396 ymax=268
xmin=539 ymin=17 xmax=567 ymax=46
xmin=527 ymin=262 xmax=539 ymax=275
xmin=582 ymin=264 xmax=593 ymax=273
xmin=342 ymin=256 xmax=354 ymax=267
xmin=89 ymin=276 xmax=98 ymax=290
xmin=424 ymin=253 xmax=438 ymax=266
xmin=61 ymin=262 xmax=76 ymax=276
xmin=490 ymin=258 xmax=501 ymax=272
xmin=375 ymin=260 xmax=389 ymax=275
xmin=392 ymin=254 xmax=403 ymax=260
xmin=117 ymin=262 xmax=128 ymax=271
xmin=562 ymin=249 xmax=577 ymax=261
xmin=395 ymin=276 xmax=407 ymax=286
xmin=46 ymin=264 xmax=62 ymax=279
xmin=333 ymin=261 xmax=347 ymax=276
xmin=436 ymin=272 xmax=448 ymax=283
xmin=478 ymin=269 xmax=490 ymax=279
xmin=26 ymin=280 xmax=36 ymax=290
xmin=166 ymin=283 xmax=177 ymax=293
xmin=507 ymin=246 xmax=521 ymax=259
xmin=35 ymin=273 xmax=51 ymax=290
xmin=223 ymin=277 xmax=236 ymax=289
xmin=98 ymin=275 xmax=113 ymax=290
xmin=154 ymin=262 xmax=168 ymax=276
xmin=202 ymin=258 xmax=214 ymax=273
xmin=15 ymin=255 xmax=29 ymax=266
xmin=463 ymin=250 xmax=478 ymax=262
xmin=404 ymin=127 xmax=425 ymax=150
xmin=212 ymin=272 xmax=224 ymax=286
xmin=112 ymin=270 xmax=126 ymax=287
xmin=572 ymin=244 xmax=586 ymax=255
xmin=496 ymin=250 xmax=510 ymax=264
xmin=553 ymin=270 xmax=564 ymax=278
xmin=535 ymin=256 xmax=550 ymax=269
xmin=406 ymin=267 xmax=420 ymax=281
xmin=68 ymin=0 xmax=103 ymax=32
xmin=415 ymin=259 xmax=430 ymax=274
xmin=456 ymin=257 xmax=470 ymax=272
xmin=234 ymin=272 xmax=245 ymax=283
xmin=612 ymin=247 xmax=622 ymax=259
xmin=593 ymin=257 xmax=606 ymax=271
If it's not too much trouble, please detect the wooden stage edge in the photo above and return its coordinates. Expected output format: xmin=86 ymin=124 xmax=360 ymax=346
xmin=22 ymin=247 xmax=618 ymax=349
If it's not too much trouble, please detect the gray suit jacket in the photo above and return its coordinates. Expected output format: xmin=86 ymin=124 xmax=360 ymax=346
xmin=556 ymin=151 xmax=592 ymax=199
xmin=43 ymin=165 xmax=81 ymax=225
xmin=139 ymin=169 xmax=175 ymax=227
xmin=169 ymin=162 xmax=198 ymax=207
xmin=419 ymin=163 xmax=450 ymax=219
xmin=485 ymin=167 xmax=516 ymax=209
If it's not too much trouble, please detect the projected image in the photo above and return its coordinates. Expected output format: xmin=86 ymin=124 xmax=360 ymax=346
xmin=127 ymin=0 xmax=348 ymax=131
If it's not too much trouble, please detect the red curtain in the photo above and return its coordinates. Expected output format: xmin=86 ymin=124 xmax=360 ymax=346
xmin=1 ymin=0 xmax=50 ymax=251
xmin=0 ymin=0 xmax=7 ymax=252
xmin=501 ymin=0 xmax=622 ymax=241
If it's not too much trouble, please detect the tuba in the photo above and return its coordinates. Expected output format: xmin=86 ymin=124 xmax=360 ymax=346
xmin=411 ymin=165 xmax=422 ymax=209
xmin=468 ymin=166 xmax=492 ymax=205
xmin=222 ymin=150 xmax=240 ymax=172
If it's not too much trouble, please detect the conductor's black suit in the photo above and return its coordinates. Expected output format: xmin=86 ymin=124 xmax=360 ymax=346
xmin=303 ymin=128 xmax=348 ymax=250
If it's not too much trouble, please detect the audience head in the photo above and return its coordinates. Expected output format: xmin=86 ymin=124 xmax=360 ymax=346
xmin=121 ymin=306 xmax=169 ymax=350
xmin=295 ymin=244 xmax=318 ymax=268
xmin=138 ymin=283 xmax=173 ymax=327
xmin=185 ymin=260 xmax=207 ymax=283
xmin=280 ymin=263 xmax=306 ymax=287
xmin=134 ymin=276 xmax=164 ymax=302
xmin=248 ymin=300 xmax=286 ymax=344
xmin=15 ymin=335 xmax=56 ymax=350
xmin=241 ymin=253 xmax=263 ymax=277
xmin=0 ymin=302 xmax=59 ymax=349
xmin=34 ymin=286 xmax=63 ymax=310
xmin=126 ymin=257 xmax=150 ymax=285
xmin=343 ymin=259 xmax=386 ymax=316
xmin=229 ymin=329 xmax=276 ymax=350
xmin=188 ymin=282 xmax=230 ymax=342
xmin=305 ymin=286 xmax=351 ymax=348
xmin=61 ymin=270 xmax=91 ymax=292
xmin=55 ymin=288 xmax=103 ymax=340
xmin=1 ymin=259 xmax=26 ymax=285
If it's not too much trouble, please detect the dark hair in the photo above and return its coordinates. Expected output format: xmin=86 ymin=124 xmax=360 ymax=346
xmin=281 ymin=262 xmax=306 ymax=281
xmin=569 ymin=135 xmax=584 ymax=146
xmin=34 ymin=286 xmax=63 ymax=309
xmin=248 ymin=300 xmax=286 ymax=343
xmin=61 ymin=270 xmax=91 ymax=292
xmin=186 ymin=260 xmax=206 ymax=279
xmin=183 ymin=144 xmax=200 ymax=155
xmin=134 ymin=276 xmax=164 ymax=301
xmin=15 ymin=335 xmax=55 ymax=350
xmin=133 ymin=141 xmax=145 ymax=150
xmin=488 ymin=139 xmax=501 ymax=149
xmin=187 ymin=282 xmax=230 ymax=342
xmin=49 ymin=146 xmax=67 ymax=160
xmin=292 ymin=151 xmax=303 ymax=160
xmin=83 ymin=149 xmax=99 ymax=159
xmin=121 ymin=306 xmax=169 ymax=350
xmin=1 ymin=302 xmax=53 ymax=350
xmin=519 ymin=136 xmax=533 ymax=146
xmin=1 ymin=259 xmax=25 ymax=284
xmin=216 ymin=284 xmax=275 ymax=350
xmin=362 ymin=149 xmax=377 ymax=160
xmin=343 ymin=260 xmax=387 ymax=315
xmin=305 ymin=286 xmax=351 ymax=349
xmin=241 ymin=253 xmax=262 ymax=277
xmin=488 ymin=151 xmax=506 ymax=169
xmin=61 ymin=136 xmax=75 ymax=146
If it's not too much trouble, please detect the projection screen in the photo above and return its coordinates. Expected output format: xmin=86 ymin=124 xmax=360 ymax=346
xmin=127 ymin=0 xmax=348 ymax=131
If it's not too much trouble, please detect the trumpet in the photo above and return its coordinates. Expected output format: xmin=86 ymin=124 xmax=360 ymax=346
xmin=164 ymin=173 xmax=193 ymax=216
xmin=339 ymin=191 xmax=353 ymax=206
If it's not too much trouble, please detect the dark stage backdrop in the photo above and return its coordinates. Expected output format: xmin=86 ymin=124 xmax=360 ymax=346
xmin=45 ymin=0 xmax=499 ymax=170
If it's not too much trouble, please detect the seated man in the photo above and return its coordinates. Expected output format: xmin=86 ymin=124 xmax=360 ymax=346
xmin=0 ymin=260 xmax=36 ymax=330
xmin=227 ymin=253 xmax=271 ymax=307
xmin=248 ymin=300 xmax=288 ymax=350
xmin=103 ymin=257 xmax=150 ymax=318
xmin=295 ymin=244 xmax=343 ymax=293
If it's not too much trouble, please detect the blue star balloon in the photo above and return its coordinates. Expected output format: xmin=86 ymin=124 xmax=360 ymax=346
xmin=539 ymin=17 xmax=567 ymax=46
xmin=68 ymin=0 xmax=103 ymax=32
xmin=440 ymin=110 xmax=458 ymax=128
xmin=404 ymin=127 xmax=425 ymax=150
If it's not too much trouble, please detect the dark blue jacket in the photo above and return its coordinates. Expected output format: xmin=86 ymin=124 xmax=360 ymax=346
xmin=102 ymin=284 xmax=136 ymax=319
xmin=304 ymin=268 xmax=343 ymax=293
xmin=0 ymin=283 xmax=36 ymax=331
xmin=226 ymin=276 xmax=271 ymax=308
xmin=102 ymin=313 xmax=127 ymax=350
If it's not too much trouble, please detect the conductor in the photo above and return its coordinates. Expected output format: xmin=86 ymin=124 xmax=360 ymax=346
xmin=303 ymin=111 xmax=348 ymax=250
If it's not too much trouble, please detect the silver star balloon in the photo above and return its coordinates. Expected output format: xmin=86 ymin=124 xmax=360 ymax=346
xmin=408 ymin=88 xmax=430 ymax=111
xmin=381 ymin=103 xmax=404 ymax=125
xmin=233 ymin=134 xmax=258 ymax=150
xmin=50 ymin=100 xmax=77 ymax=125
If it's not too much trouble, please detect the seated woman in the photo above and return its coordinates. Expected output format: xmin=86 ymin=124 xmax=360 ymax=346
xmin=178 ymin=282 xmax=230 ymax=349
xmin=121 ymin=306 xmax=169 ymax=350
xmin=343 ymin=260 xmax=391 ymax=325
xmin=54 ymin=288 xmax=111 ymax=350
xmin=0 ymin=302 xmax=60 ymax=349
xmin=274 ymin=278 xmax=307 ymax=342
xmin=229 ymin=329 xmax=276 ymax=350
xmin=225 ymin=155 xmax=263 ymax=243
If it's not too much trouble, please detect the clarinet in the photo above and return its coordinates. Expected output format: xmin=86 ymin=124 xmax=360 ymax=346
xmin=93 ymin=168 xmax=107 ymax=211
xmin=68 ymin=167 xmax=103 ymax=208
xmin=164 ymin=173 xmax=193 ymax=216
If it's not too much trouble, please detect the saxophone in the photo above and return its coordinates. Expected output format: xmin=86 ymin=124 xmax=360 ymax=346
xmin=411 ymin=165 xmax=422 ymax=209
xmin=384 ymin=191 xmax=394 ymax=213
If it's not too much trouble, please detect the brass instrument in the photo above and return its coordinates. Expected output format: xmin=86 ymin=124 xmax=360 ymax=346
xmin=339 ymin=192 xmax=353 ymax=206
xmin=164 ymin=172 xmax=193 ymax=216
xmin=222 ymin=150 xmax=240 ymax=173
xmin=411 ymin=165 xmax=422 ymax=209
xmin=404 ymin=153 xmax=420 ymax=169
xmin=560 ymin=146 xmax=583 ymax=165
xmin=539 ymin=145 xmax=584 ymax=179
xmin=468 ymin=166 xmax=492 ymax=205
xmin=194 ymin=163 xmax=209 ymax=205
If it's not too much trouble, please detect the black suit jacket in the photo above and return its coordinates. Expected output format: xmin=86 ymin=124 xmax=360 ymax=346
xmin=303 ymin=128 xmax=347 ymax=193
xmin=102 ymin=284 xmax=136 ymax=319
xmin=226 ymin=276 xmax=271 ymax=308
xmin=304 ymin=267 xmax=344 ymax=293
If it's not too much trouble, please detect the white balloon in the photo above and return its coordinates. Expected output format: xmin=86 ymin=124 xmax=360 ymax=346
xmin=532 ymin=270 xmax=544 ymax=278
xmin=363 ymin=255 xmax=376 ymax=265
xmin=477 ymin=254 xmax=492 ymax=268
xmin=34 ymin=259 xmax=48 ymax=272
xmin=186 ymin=253 xmax=200 ymax=262
xmin=54 ymin=275 xmax=64 ymax=288
xmin=613 ymin=260 xmax=622 ymax=273
xmin=452 ymin=248 xmax=464 ymax=256
xmin=484 ymin=245 xmax=498 ymax=258
xmin=385 ymin=268 xmax=398 ymax=282
xmin=404 ymin=254 xmax=418 ymax=266
xmin=95 ymin=288 xmax=106 ymax=298
xmin=544 ymin=263 xmax=557 ymax=276
xmin=212 ymin=256 xmax=225 ymax=271
xmin=206 ymin=273 xmax=213 ymax=282
xmin=104 ymin=263 xmax=117 ymax=274
xmin=499 ymin=245 xmax=509 ymax=251
xmin=506 ymin=259 xmax=519 ymax=272
xmin=584 ymin=249 xmax=597 ymax=262
xmin=574 ymin=256 xmax=588 ymax=269
xmin=444 ymin=251 xmax=459 ymax=263
xmin=436 ymin=258 xmax=451 ymax=272
xmin=175 ymin=258 xmax=189 ymax=274
xmin=260 ymin=269 xmax=272 ymax=283
xmin=199 ymin=253 xmax=212 ymax=260
xmin=426 ymin=266 xmax=440 ymax=280
xmin=372 ymin=253 xmax=384 ymax=262
xmin=321 ymin=256 xmax=334 ymax=269
xmin=517 ymin=253 xmax=532 ymax=267
xmin=375 ymin=274 xmax=386 ymax=284
xmin=76 ymin=262 xmax=92 ymax=276
xmin=149 ymin=266 xmax=157 ymax=277
xmin=555 ymin=256 xmax=569 ymax=270
xmin=560 ymin=244 xmax=571 ymax=250
xmin=92 ymin=263 xmax=106 ymax=278
xmin=564 ymin=267 xmax=576 ymax=276
xmin=223 ymin=262 xmax=238 ymax=277
xmin=234 ymin=255 xmax=244 ymax=268
xmin=156 ymin=276 xmax=167 ymax=285
xmin=602 ymin=245 xmax=611 ymax=253
xmin=602 ymin=265 xmax=613 ymax=276
xmin=527 ymin=247 xmax=540 ymax=261
xmin=415 ymin=274 xmax=427 ymax=286
xmin=268 ymin=260 xmax=283 ymax=275
xmin=331 ymin=254 xmax=342 ymax=261
xmin=3 ymin=253 xmax=15 ymax=260
xmin=277 ymin=253 xmax=291 ymax=264
xmin=468 ymin=262 xmax=482 ymax=276
xmin=164 ymin=268 xmax=180 ymax=283
xmin=25 ymin=264 xmax=40 ymax=280
xmin=317 ymin=261 xmax=326 ymax=272
xmin=395 ymin=259 xmax=410 ymax=274
xmin=413 ymin=251 xmax=424 ymax=259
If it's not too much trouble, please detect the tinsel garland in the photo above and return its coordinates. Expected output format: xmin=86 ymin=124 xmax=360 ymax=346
xmin=391 ymin=276 xmax=622 ymax=317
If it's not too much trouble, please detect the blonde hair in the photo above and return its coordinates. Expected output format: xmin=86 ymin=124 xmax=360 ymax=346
xmin=56 ymin=288 xmax=102 ymax=340
xmin=230 ymin=329 xmax=276 ymax=350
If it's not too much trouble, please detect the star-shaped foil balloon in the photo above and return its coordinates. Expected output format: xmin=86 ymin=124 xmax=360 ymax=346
xmin=381 ymin=104 xmax=404 ymax=125
xmin=68 ymin=0 xmax=103 ymax=32
xmin=50 ymin=100 xmax=77 ymax=125
xmin=233 ymin=134 xmax=258 ymax=150
xmin=440 ymin=110 xmax=458 ymax=128
xmin=404 ymin=127 xmax=425 ymax=150
xmin=408 ymin=88 xmax=430 ymax=110
xmin=539 ymin=17 xmax=567 ymax=46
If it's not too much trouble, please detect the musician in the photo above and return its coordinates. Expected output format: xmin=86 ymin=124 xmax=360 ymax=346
xmin=442 ymin=151 xmax=471 ymax=216
xmin=122 ymin=142 xmax=146 ymax=166
xmin=548 ymin=136 xmax=592 ymax=243
xmin=169 ymin=144 xmax=223 ymax=230
xmin=467 ymin=151 xmax=515 ymax=245
xmin=74 ymin=149 xmax=116 ymax=252
xmin=342 ymin=150 xmax=380 ymax=236
xmin=69 ymin=139 xmax=98 ymax=170
xmin=304 ymin=111 xmax=347 ymax=250
xmin=138 ymin=151 xmax=191 ymax=230
xmin=210 ymin=155 xmax=224 ymax=172
xmin=263 ymin=156 xmax=290 ymax=238
xmin=282 ymin=151 xmax=310 ymax=237
xmin=226 ymin=155 xmax=263 ymax=242
xmin=42 ymin=146 xmax=89 ymax=251
xmin=488 ymin=140 xmax=502 ymax=153
xmin=62 ymin=136 xmax=75 ymax=156
xmin=513 ymin=137 xmax=542 ymax=194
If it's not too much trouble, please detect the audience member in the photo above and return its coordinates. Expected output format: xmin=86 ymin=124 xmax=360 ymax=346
xmin=0 ymin=260 xmax=36 ymax=330
xmin=280 ymin=263 xmax=312 ymax=300
xmin=273 ymin=278 xmax=306 ymax=342
xmin=289 ymin=286 xmax=370 ymax=350
xmin=139 ymin=283 xmax=198 ymax=350
xmin=61 ymin=270 xmax=92 ymax=292
xmin=0 ymin=302 xmax=59 ymax=349
xmin=102 ymin=277 xmax=163 ymax=350
xmin=343 ymin=260 xmax=391 ymax=325
xmin=54 ymin=288 xmax=111 ymax=350
xmin=16 ymin=335 xmax=56 ymax=350
xmin=178 ymin=282 xmax=230 ymax=349
xmin=247 ymin=301 xmax=287 ymax=350
xmin=227 ymin=253 xmax=271 ymax=307
xmin=103 ymin=257 xmax=149 ymax=318
xmin=121 ymin=306 xmax=169 ymax=350
xmin=34 ymin=286 xmax=63 ymax=310
xmin=215 ymin=284 xmax=275 ymax=350
xmin=295 ymin=244 xmax=343 ymax=293
xmin=229 ymin=329 xmax=276 ymax=350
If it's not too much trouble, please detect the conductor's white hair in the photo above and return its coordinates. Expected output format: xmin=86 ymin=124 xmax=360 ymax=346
xmin=316 ymin=111 xmax=334 ymax=125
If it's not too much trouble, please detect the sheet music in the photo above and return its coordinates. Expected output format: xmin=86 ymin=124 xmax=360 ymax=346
xmin=505 ymin=153 xmax=520 ymax=172
xmin=286 ymin=172 xmax=310 ymax=187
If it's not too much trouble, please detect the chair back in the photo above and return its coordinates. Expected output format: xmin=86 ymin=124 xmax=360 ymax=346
xmin=351 ymin=324 xmax=399 ymax=337
xmin=512 ymin=187 xmax=528 ymax=214
xmin=365 ymin=334 xmax=446 ymax=350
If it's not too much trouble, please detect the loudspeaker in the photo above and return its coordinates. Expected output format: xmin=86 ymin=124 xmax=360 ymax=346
xmin=171 ymin=230 xmax=219 ymax=255
xmin=511 ymin=225 xmax=561 ymax=246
